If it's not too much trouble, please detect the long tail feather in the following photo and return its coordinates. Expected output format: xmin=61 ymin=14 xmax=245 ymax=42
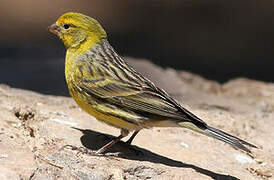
xmin=178 ymin=122 xmax=257 ymax=153
xmin=205 ymin=126 xmax=257 ymax=153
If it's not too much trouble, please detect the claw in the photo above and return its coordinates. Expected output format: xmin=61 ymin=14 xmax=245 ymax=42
xmin=59 ymin=144 xmax=122 ymax=157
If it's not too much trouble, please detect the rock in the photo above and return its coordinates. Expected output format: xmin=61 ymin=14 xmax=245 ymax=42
xmin=0 ymin=167 xmax=20 ymax=180
xmin=0 ymin=58 xmax=273 ymax=180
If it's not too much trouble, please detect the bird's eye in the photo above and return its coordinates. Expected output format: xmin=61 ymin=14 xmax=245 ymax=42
xmin=63 ymin=24 xmax=70 ymax=29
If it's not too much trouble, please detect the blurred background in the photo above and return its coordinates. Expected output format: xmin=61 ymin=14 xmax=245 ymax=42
xmin=0 ymin=0 xmax=273 ymax=96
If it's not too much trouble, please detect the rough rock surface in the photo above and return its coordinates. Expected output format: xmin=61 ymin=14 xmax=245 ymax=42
xmin=0 ymin=58 xmax=273 ymax=180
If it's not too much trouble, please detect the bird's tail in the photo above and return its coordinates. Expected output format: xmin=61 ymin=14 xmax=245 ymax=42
xmin=178 ymin=121 xmax=257 ymax=153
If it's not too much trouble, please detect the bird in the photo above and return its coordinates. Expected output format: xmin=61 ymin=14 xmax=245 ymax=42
xmin=48 ymin=12 xmax=257 ymax=155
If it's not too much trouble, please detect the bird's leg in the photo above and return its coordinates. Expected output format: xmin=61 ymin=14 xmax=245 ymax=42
xmin=125 ymin=130 xmax=140 ymax=145
xmin=62 ymin=129 xmax=142 ymax=156
xmin=124 ymin=130 xmax=144 ymax=156
xmin=95 ymin=129 xmax=129 ymax=154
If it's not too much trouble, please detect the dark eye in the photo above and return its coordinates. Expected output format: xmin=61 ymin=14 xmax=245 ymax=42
xmin=63 ymin=24 xmax=70 ymax=29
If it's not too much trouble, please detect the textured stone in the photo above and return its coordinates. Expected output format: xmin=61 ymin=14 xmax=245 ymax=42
xmin=0 ymin=58 xmax=273 ymax=179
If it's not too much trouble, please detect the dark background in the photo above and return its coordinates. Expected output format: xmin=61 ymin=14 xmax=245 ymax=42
xmin=1 ymin=0 xmax=273 ymax=96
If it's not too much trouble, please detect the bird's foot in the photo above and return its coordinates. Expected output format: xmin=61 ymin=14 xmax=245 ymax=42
xmin=60 ymin=145 xmax=121 ymax=157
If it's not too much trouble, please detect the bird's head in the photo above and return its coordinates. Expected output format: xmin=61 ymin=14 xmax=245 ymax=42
xmin=48 ymin=12 xmax=107 ymax=49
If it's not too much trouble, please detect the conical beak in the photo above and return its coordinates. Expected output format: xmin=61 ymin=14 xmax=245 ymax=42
xmin=47 ymin=23 xmax=60 ymax=35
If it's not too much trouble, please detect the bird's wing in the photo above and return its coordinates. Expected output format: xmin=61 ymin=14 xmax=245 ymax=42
xmin=73 ymin=46 xmax=207 ymax=128
xmin=73 ymin=60 xmax=186 ymax=122
xmin=80 ymin=78 xmax=183 ymax=120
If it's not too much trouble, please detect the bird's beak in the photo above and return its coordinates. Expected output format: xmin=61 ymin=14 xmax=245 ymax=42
xmin=47 ymin=23 xmax=60 ymax=36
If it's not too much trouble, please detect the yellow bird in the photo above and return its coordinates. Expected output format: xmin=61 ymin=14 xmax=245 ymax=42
xmin=48 ymin=12 xmax=256 ymax=155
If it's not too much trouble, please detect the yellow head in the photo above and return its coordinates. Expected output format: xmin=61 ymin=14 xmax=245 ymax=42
xmin=48 ymin=12 xmax=107 ymax=49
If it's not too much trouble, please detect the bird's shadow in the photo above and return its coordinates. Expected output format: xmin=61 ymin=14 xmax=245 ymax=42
xmin=72 ymin=127 xmax=239 ymax=180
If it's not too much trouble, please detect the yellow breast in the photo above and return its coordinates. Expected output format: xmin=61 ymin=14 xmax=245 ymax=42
xmin=65 ymin=52 xmax=139 ymax=131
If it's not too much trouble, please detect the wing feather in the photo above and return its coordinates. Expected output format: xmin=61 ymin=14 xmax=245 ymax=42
xmin=72 ymin=45 xmax=206 ymax=127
